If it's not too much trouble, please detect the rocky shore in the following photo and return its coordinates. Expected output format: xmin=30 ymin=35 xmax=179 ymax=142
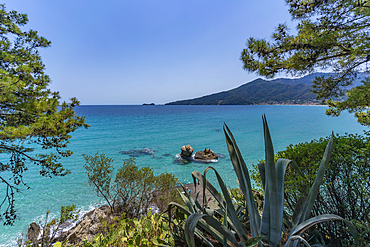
xmin=56 ymin=205 xmax=112 ymax=245
xmin=26 ymin=205 xmax=112 ymax=246
xmin=27 ymin=181 xmax=216 ymax=245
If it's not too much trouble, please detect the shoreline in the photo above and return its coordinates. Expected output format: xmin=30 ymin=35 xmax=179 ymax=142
xmin=22 ymin=182 xmax=211 ymax=246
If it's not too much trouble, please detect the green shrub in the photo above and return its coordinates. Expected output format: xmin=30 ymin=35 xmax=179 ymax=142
xmin=83 ymin=153 xmax=179 ymax=217
xmin=251 ymin=133 xmax=370 ymax=245
xmin=82 ymin=210 xmax=175 ymax=247
xmin=113 ymin=158 xmax=157 ymax=217
xmin=83 ymin=152 xmax=116 ymax=210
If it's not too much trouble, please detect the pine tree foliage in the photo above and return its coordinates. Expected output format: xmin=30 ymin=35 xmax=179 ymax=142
xmin=241 ymin=0 xmax=370 ymax=126
xmin=0 ymin=5 xmax=88 ymax=225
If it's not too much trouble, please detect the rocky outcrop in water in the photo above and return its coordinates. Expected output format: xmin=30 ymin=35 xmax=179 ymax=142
xmin=180 ymin=145 xmax=193 ymax=159
xmin=119 ymin=148 xmax=156 ymax=157
xmin=194 ymin=148 xmax=218 ymax=161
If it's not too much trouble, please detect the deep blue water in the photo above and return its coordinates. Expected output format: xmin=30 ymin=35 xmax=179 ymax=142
xmin=0 ymin=105 xmax=367 ymax=246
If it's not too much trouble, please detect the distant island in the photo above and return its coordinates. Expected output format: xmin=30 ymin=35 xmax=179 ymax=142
xmin=166 ymin=73 xmax=365 ymax=105
xmin=143 ymin=103 xmax=155 ymax=106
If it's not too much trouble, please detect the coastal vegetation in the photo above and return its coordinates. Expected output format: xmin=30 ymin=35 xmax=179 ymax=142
xmin=5 ymin=0 xmax=370 ymax=246
xmin=0 ymin=5 xmax=88 ymax=225
xmin=82 ymin=211 xmax=175 ymax=247
xmin=83 ymin=153 xmax=180 ymax=217
xmin=69 ymin=118 xmax=368 ymax=247
xmin=169 ymin=119 xmax=360 ymax=247
xmin=251 ymin=133 xmax=370 ymax=245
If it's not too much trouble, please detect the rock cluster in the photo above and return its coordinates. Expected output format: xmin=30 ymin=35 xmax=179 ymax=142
xmin=57 ymin=205 xmax=111 ymax=245
xmin=180 ymin=145 xmax=193 ymax=159
xmin=27 ymin=222 xmax=40 ymax=243
xmin=194 ymin=148 xmax=218 ymax=161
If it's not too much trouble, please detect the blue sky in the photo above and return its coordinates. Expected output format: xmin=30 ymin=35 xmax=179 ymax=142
xmin=3 ymin=1 xmax=294 ymax=105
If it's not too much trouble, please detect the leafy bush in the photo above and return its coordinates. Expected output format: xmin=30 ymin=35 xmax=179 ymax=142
xmin=251 ymin=133 xmax=370 ymax=245
xmin=82 ymin=210 xmax=175 ymax=247
xmin=83 ymin=152 xmax=116 ymax=210
xmin=83 ymin=153 xmax=179 ymax=217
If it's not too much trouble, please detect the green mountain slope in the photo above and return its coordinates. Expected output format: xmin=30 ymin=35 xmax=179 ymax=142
xmin=166 ymin=72 xmax=370 ymax=105
xmin=166 ymin=75 xmax=318 ymax=105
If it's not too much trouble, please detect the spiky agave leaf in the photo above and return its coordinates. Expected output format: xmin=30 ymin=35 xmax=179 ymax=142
xmin=175 ymin=117 xmax=357 ymax=247
xmin=285 ymin=235 xmax=311 ymax=247
xmin=191 ymin=170 xmax=238 ymax=232
xmin=191 ymin=170 xmax=226 ymax=210
xmin=184 ymin=213 xmax=240 ymax=247
xmin=203 ymin=166 xmax=249 ymax=242
xmin=258 ymin=158 xmax=302 ymax=242
xmin=224 ymin=123 xmax=261 ymax=238
xmin=167 ymin=202 xmax=219 ymax=246
xmin=296 ymin=133 xmax=334 ymax=225
xmin=260 ymin=115 xmax=280 ymax=246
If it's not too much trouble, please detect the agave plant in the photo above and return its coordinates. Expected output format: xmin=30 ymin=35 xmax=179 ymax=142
xmin=170 ymin=115 xmax=359 ymax=247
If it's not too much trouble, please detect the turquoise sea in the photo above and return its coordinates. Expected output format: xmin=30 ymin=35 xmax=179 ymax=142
xmin=0 ymin=105 xmax=367 ymax=246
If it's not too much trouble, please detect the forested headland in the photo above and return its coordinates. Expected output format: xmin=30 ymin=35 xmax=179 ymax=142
xmin=166 ymin=72 xmax=366 ymax=105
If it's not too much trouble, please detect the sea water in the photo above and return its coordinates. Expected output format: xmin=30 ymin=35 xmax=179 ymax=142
xmin=0 ymin=105 xmax=367 ymax=246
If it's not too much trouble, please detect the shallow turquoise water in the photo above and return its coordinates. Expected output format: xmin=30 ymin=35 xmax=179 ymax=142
xmin=0 ymin=105 xmax=367 ymax=246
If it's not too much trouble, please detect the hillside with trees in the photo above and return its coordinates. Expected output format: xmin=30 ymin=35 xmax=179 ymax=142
xmin=166 ymin=73 xmax=327 ymax=105
xmin=166 ymin=72 xmax=367 ymax=105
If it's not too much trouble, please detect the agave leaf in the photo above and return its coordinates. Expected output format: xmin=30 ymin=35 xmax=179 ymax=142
xmin=297 ymin=134 xmax=334 ymax=224
xmin=285 ymin=235 xmax=311 ymax=247
xmin=204 ymin=207 xmax=214 ymax=217
xmin=283 ymin=211 xmax=293 ymax=231
xmin=167 ymin=202 xmax=223 ymax=245
xmin=286 ymin=158 xmax=306 ymax=179
xmin=224 ymin=123 xmax=261 ymax=237
xmin=192 ymin=170 xmax=226 ymax=210
xmin=285 ymin=214 xmax=359 ymax=247
xmin=184 ymin=213 xmax=240 ymax=247
xmin=257 ymin=162 xmax=266 ymax=191
xmin=214 ymin=207 xmax=240 ymax=233
xmin=176 ymin=186 xmax=196 ymax=214
xmin=180 ymin=183 xmax=199 ymax=212
xmin=167 ymin=200 xmax=192 ymax=230
xmin=193 ymin=190 xmax=205 ymax=212
xmin=275 ymin=159 xmax=297 ymax=243
xmin=204 ymin=166 xmax=249 ymax=242
xmin=223 ymin=203 xmax=228 ymax=247
xmin=194 ymin=228 xmax=215 ymax=247
xmin=291 ymin=196 xmax=307 ymax=229
xmin=192 ymin=170 xmax=238 ymax=232
xmin=260 ymin=115 xmax=280 ymax=246
xmin=193 ymin=171 xmax=208 ymax=208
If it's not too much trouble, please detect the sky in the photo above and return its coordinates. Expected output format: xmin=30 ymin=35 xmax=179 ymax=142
xmin=3 ymin=0 xmax=295 ymax=105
